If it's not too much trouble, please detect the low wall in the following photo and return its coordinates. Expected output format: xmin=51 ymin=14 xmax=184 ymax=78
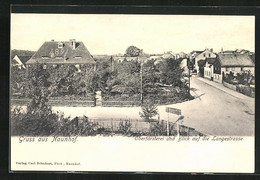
xmin=10 ymin=98 xmax=95 ymax=107
xmin=102 ymin=101 xmax=140 ymax=107
xmin=223 ymin=81 xmax=237 ymax=91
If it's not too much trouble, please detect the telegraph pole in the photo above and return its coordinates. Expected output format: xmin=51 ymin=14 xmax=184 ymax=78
xmin=140 ymin=58 xmax=143 ymax=105
xmin=188 ymin=65 xmax=191 ymax=96
xmin=187 ymin=58 xmax=191 ymax=96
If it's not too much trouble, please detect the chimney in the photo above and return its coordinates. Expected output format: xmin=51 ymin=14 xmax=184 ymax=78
xmin=51 ymin=39 xmax=55 ymax=42
xmin=221 ymin=47 xmax=223 ymax=54
xmin=210 ymin=48 xmax=213 ymax=52
xmin=70 ymin=39 xmax=76 ymax=49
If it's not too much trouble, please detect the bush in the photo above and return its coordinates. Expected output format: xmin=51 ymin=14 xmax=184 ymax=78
xmin=118 ymin=120 xmax=132 ymax=135
xmin=11 ymin=106 xmax=59 ymax=136
xmin=149 ymin=121 xmax=167 ymax=136
xmin=139 ymin=100 xmax=159 ymax=122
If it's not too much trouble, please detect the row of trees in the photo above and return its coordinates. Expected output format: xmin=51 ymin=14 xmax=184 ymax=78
xmin=11 ymin=45 xmax=191 ymax=104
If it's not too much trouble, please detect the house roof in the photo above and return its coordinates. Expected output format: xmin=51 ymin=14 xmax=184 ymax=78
xmin=11 ymin=50 xmax=35 ymax=59
xmin=205 ymin=58 xmax=216 ymax=64
xmin=162 ymin=53 xmax=175 ymax=59
xmin=17 ymin=55 xmax=32 ymax=65
xmin=218 ymin=54 xmax=255 ymax=67
xmin=221 ymin=50 xmax=235 ymax=54
xmin=11 ymin=59 xmax=19 ymax=65
xmin=26 ymin=41 xmax=96 ymax=65
xmin=190 ymin=50 xmax=203 ymax=54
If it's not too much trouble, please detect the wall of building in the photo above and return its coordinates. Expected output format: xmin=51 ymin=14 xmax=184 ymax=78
xmin=213 ymin=73 xmax=222 ymax=83
xmin=221 ymin=67 xmax=255 ymax=76
xmin=195 ymin=49 xmax=216 ymax=73
xmin=204 ymin=67 xmax=212 ymax=80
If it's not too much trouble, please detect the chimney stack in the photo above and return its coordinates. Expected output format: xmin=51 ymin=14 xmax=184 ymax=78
xmin=70 ymin=39 xmax=76 ymax=49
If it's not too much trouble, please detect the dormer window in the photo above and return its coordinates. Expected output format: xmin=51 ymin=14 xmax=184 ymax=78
xmin=58 ymin=42 xmax=63 ymax=48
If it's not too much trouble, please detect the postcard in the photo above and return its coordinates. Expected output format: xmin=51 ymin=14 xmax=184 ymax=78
xmin=10 ymin=12 xmax=255 ymax=173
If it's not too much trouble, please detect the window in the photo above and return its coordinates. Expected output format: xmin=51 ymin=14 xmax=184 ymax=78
xmin=209 ymin=54 xmax=211 ymax=57
xmin=203 ymin=54 xmax=206 ymax=57
xmin=226 ymin=67 xmax=228 ymax=71
xmin=58 ymin=43 xmax=63 ymax=48
xmin=55 ymin=49 xmax=59 ymax=55
xmin=241 ymin=67 xmax=243 ymax=71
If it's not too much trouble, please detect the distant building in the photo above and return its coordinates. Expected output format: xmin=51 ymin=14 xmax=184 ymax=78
xmin=189 ymin=50 xmax=203 ymax=59
xmin=26 ymin=39 xmax=96 ymax=70
xmin=162 ymin=52 xmax=175 ymax=60
xmin=93 ymin=55 xmax=114 ymax=71
xmin=180 ymin=58 xmax=189 ymax=73
xmin=194 ymin=49 xmax=217 ymax=76
xmin=178 ymin=52 xmax=187 ymax=59
xmin=220 ymin=48 xmax=253 ymax=55
xmin=11 ymin=55 xmax=32 ymax=69
xmin=113 ymin=56 xmax=148 ymax=63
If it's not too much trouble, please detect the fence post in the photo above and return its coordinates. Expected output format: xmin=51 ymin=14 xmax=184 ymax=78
xmin=187 ymin=127 xmax=190 ymax=136
xmin=176 ymin=122 xmax=180 ymax=138
xmin=167 ymin=120 xmax=170 ymax=136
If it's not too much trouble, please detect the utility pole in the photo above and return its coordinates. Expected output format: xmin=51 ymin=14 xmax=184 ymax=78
xmin=140 ymin=58 xmax=143 ymax=105
xmin=188 ymin=58 xmax=191 ymax=96
xmin=188 ymin=66 xmax=191 ymax=96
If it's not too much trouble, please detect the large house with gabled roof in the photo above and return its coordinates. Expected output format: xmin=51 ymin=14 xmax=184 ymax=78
xmin=26 ymin=39 xmax=96 ymax=70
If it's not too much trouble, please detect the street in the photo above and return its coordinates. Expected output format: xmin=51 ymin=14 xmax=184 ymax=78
xmin=51 ymin=76 xmax=254 ymax=136
xmin=161 ymin=76 xmax=255 ymax=136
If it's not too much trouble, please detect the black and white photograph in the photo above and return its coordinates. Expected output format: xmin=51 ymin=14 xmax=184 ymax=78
xmin=10 ymin=13 xmax=255 ymax=173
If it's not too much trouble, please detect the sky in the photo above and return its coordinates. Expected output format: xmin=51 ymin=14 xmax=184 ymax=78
xmin=11 ymin=14 xmax=255 ymax=55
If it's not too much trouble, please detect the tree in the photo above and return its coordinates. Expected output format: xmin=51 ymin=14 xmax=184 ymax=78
xmin=158 ymin=58 xmax=183 ymax=86
xmin=125 ymin=46 xmax=143 ymax=57
xmin=139 ymin=100 xmax=158 ymax=122
xmin=26 ymin=63 xmax=52 ymax=115
xmin=10 ymin=66 xmax=27 ymax=96
xmin=11 ymin=64 xmax=59 ymax=136
xmin=142 ymin=59 xmax=160 ymax=96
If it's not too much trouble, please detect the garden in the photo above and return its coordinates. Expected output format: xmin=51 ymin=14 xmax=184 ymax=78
xmin=223 ymin=71 xmax=255 ymax=97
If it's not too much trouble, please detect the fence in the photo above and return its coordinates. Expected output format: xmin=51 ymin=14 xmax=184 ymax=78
xmin=223 ymin=81 xmax=255 ymax=98
xmin=89 ymin=119 xmax=150 ymax=132
xmin=213 ymin=73 xmax=222 ymax=83
xmin=102 ymin=101 xmax=141 ymax=107
xmin=236 ymin=85 xmax=255 ymax=98
xmin=10 ymin=98 xmax=95 ymax=107
xmin=88 ymin=118 xmax=204 ymax=136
